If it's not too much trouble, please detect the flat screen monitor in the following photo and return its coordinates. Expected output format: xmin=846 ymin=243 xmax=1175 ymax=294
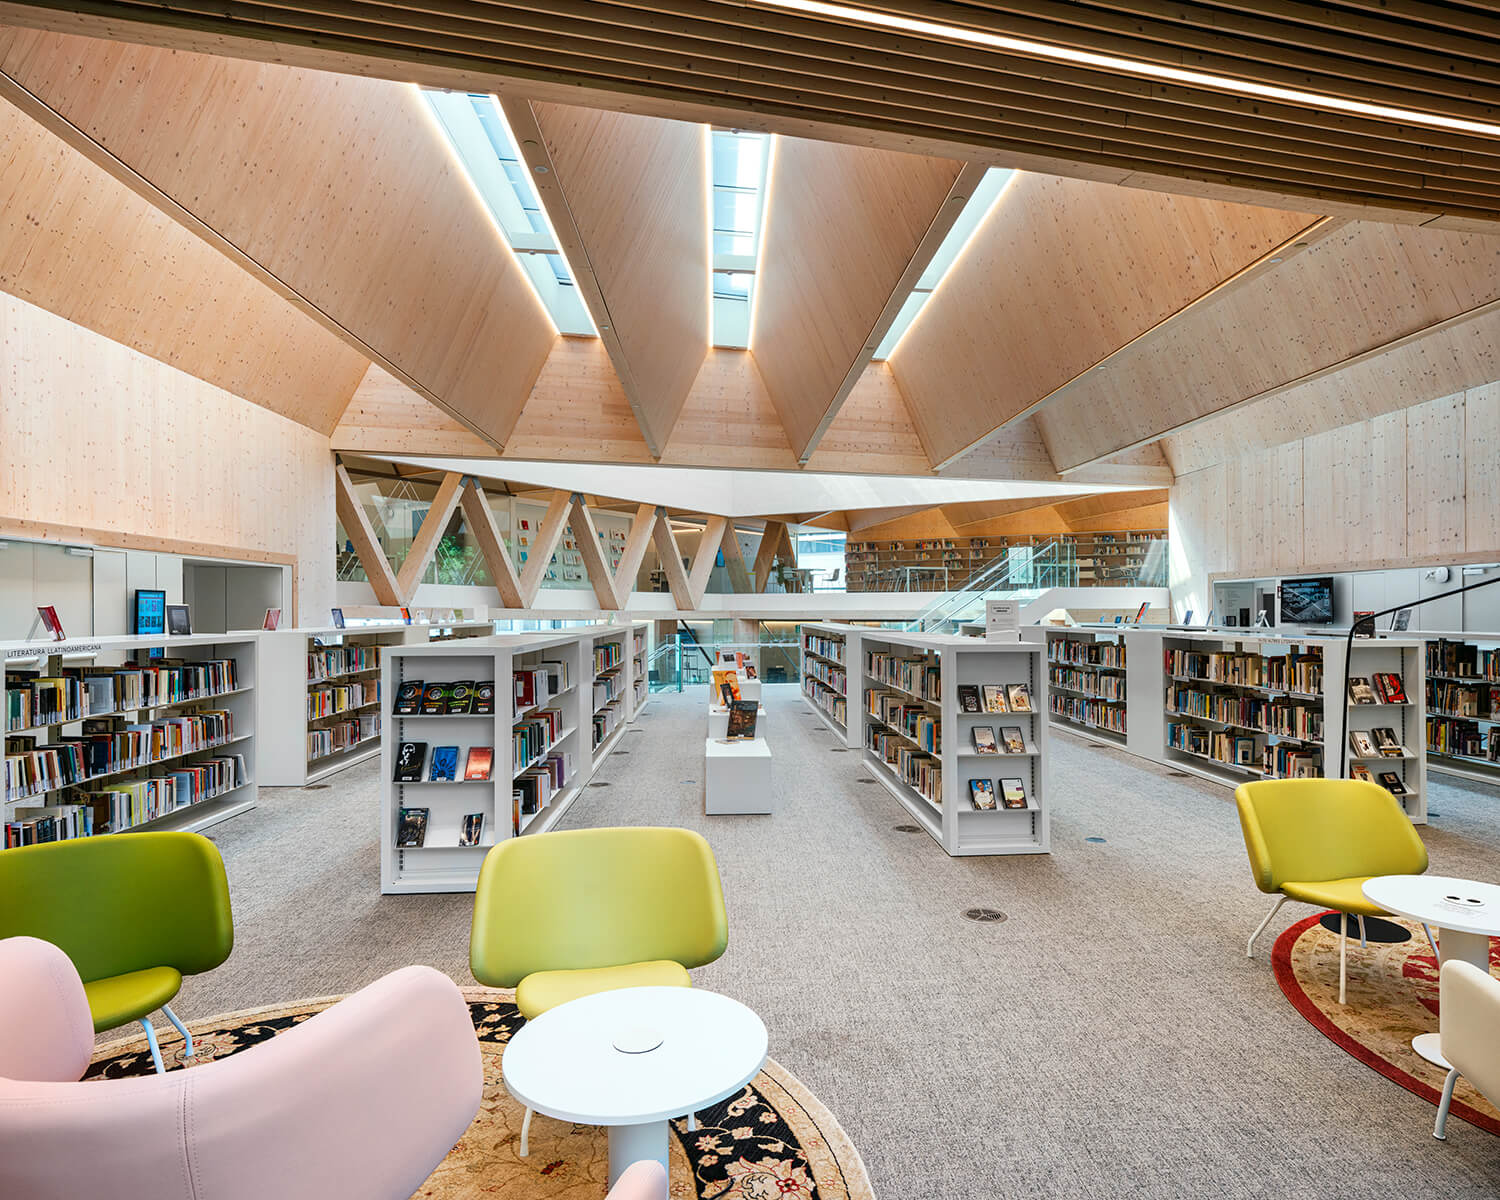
xmin=1280 ymin=576 xmax=1335 ymax=625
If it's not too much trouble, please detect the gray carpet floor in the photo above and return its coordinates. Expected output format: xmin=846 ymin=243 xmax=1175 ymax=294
xmin=180 ymin=684 xmax=1500 ymax=1197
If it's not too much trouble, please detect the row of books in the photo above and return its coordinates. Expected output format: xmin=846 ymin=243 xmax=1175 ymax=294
xmin=593 ymin=674 xmax=623 ymax=713
xmin=1426 ymin=717 xmax=1500 ymax=762
xmin=515 ymin=660 xmax=570 ymax=714
xmin=307 ymin=714 xmax=379 ymax=761
xmin=515 ymin=709 xmax=566 ymax=770
xmin=1046 ymin=639 xmax=1126 ymax=670
xmin=6 ymin=658 xmax=240 ymax=731
xmin=1166 ymin=721 xmax=1325 ymax=781
xmin=593 ymin=642 xmax=623 ymax=674
xmin=1049 ymin=667 xmax=1125 ymax=701
xmin=1348 ymin=674 xmax=1408 ymax=705
xmin=866 ymin=652 xmax=940 ymax=702
xmin=1427 ymin=679 xmax=1498 ymax=719
xmin=308 ymin=680 xmax=378 ymax=720
xmin=307 ymin=644 xmax=379 ymax=682
xmin=865 ymin=691 xmax=940 ymax=753
xmin=1050 ymin=693 xmax=1126 ymax=734
xmin=393 ymin=742 xmax=494 ymax=781
xmin=803 ymin=680 xmax=847 ymax=727
xmin=93 ymin=756 xmax=247 ymax=829
xmin=6 ymin=801 xmax=95 ymax=847
xmin=1266 ymin=743 xmax=1320 ymax=780
xmin=968 ymin=778 xmax=1029 ymax=811
xmin=592 ymin=706 xmax=620 ymax=749
xmin=802 ymin=633 xmax=846 ymax=666
xmin=1427 ymin=638 xmax=1500 ymax=682
xmin=516 ymin=751 xmax=573 ymax=823
xmin=1348 ymin=727 xmax=1409 ymax=758
xmin=5 ymin=710 xmax=237 ymax=803
xmin=392 ymin=680 xmax=496 ymax=716
xmin=956 ymin=683 xmax=1033 ymax=714
xmin=970 ymin=725 xmax=1028 ymax=755
xmin=397 ymin=807 xmax=485 ymax=848
xmin=865 ymin=727 xmax=942 ymax=805
xmin=802 ymin=657 xmax=846 ymax=693
xmin=1163 ymin=648 xmax=1324 ymax=695
xmin=1165 ymin=687 xmax=1323 ymax=743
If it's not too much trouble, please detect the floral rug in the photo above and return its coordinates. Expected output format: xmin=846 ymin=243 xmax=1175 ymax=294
xmin=87 ymin=987 xmax=873 ymax=1199
xmin=1273 ymin=911 xmax=1500 ymax=1136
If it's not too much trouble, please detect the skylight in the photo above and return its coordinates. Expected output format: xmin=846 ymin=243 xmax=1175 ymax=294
xmin=422 ymin=91 xmax=595 ymax=336
xmin=872 ymin=167 xmax=1013 ymax=360
xmin=710 ymin=129 xmax=771 ymax=349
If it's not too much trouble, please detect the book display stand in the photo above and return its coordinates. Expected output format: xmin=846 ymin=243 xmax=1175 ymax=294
xmin=704 ymin=668 xmax=772 ymax=814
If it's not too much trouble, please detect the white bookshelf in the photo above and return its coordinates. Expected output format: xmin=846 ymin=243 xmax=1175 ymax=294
xmin=629 ymin=621 xmax=652 ymax=719
xmin=858 ymin=631 xmax=1050 ymax=856
xmin=1044 ymin=628 xmax=1128 ymax=747
xmin=251 ymin=620 xmax=495 ymax=787
xmin=799 ymin=622 xmax=864 ymax=748
xmin=591 ymin=626 xmax=629 ymax=760
xmin=3 ymin=632 xmax=258 ymax=842
xmin=380 ymin=624 xmax=633 ymax=893
xmin=1423 ymin=633 xmax=1500 ymax=787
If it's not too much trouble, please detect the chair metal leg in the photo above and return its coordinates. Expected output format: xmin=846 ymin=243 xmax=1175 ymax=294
xmin=161 ymin=1003 xmax=194 ymax=1058
xmin=1423 ymin=923 xmax=1440 ymax=961
xmin=1247 ymin=895 xmax=1288 ymax=958
xmin=1338 ymin=912 xmax=1348 ymax=1006
xmin=140 ymin=1016 xmax=166 ymax=1074
xmin=1435 ymin=1067 xmax=1459 ymax=1140
xmin=520 ymin=1106 xmax=533 ymax=1157
xmin=1357 ymin=914 xmax=1367 ymax=949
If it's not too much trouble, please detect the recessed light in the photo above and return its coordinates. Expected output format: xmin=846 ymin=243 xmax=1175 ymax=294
xmin=601 ymin=324 xmax=611 ymax=330
xmin=1268 ymin=256 xmax=1283 ymax=263
xmin=533 ymin=164 xmax=549 ymax=174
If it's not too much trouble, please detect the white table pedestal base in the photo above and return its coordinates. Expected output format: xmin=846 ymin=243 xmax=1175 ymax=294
xmin=608 ymin=1119 xmax=668 ymax=1186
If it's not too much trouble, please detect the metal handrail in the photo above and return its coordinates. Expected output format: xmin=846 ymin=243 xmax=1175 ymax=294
xmin=905 ymin=540 xmax=1073 ymax=632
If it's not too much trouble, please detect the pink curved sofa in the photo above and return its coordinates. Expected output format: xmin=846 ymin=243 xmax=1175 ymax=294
xmin=0 ymin=936 xmax=668 ymax=1199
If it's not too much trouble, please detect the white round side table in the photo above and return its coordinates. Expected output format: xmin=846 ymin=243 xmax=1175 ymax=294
xmin=501 ymin=986 xmax=768 ymax=1186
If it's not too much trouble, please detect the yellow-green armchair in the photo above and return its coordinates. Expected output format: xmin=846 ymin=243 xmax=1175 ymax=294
xmin=470 ymin=825 xmax=728 ymax=1156
xmin=1236 ymin=778 xmax=1429 ymax=1005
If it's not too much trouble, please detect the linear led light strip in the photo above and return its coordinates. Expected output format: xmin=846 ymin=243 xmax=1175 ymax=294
xmin=754 ymin=0 xmax=1500 ymax=140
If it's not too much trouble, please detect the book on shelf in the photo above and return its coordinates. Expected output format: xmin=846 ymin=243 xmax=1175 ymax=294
xmin=971 ymin=726 xmax=999 ymax=755
xmin=459 ymin=812 xmax=485 ymax=847
xmin=1348 ymin=678 xmax=1378 ymax=705
xmin=463 ymin=747 xmax=494 ymax=781
xmin=1349 ymin=731 xmax=1377 ymax=758
xmin=396 ymin=807 xmax=428 ymax=847
xmin=429 ymin=746 xmax=459 ymax=781
xmin=957 ymin=685 xmax=981 ymax=713
xmin=393 ymin=742 xmax=427 ymax=781
xmin=420 ymin=684 xmax=448 ymax=715
xmin=331 ymin=607 xmax=345 ymax=629
xmin=725 ymin=700 xmax=759 ymax=741
xmin=262 ymin=608 xmax=281 ymax=631
xmin=999 ymin=778 xmax=1028 ymax=810
xmin=1234 ymin=737 xmax=1257 ymax=766
xmin=1372 ymin=727 xmax=1405 ymax=756
xmin=1000 ymin=726 xmax=1026 ymax=754
xmin=1351 ymin=764 xmax=1373 ymax=782
xmin=1377 ymin=770 xmax=1408 ymax=796
xmin=1006 ymin=684 xmax=1033 ymax=713
xmin=1374 ymin=673 xmax=1407 ymax=704
xmin=982 ymin=685 xmax=1007 ymax=713
xmin=446 ymin=681 xmax=475 ymax=715
xmin=969 ymin=779 xmax=997 ymax=810
xmin=474 ymin=681 xmax=495 ymax=715
xmin=711 ymin=668 xmax=741 ymax=704
xmin=393 ymin=680 xmax=424 ymax=715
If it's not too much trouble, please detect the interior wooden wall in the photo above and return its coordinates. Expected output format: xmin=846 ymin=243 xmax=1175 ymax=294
xmin=1168 ymin=383 xmax=1500 ymax=617
xmin=0 ymin=291 xmax=335 ymax=617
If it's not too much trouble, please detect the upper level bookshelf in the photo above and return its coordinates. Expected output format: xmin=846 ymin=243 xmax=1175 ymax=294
xmin=4 ymin=632 xmax=258 ymax=846
xmin=843 ymin=529 xmax=1166 ymax=593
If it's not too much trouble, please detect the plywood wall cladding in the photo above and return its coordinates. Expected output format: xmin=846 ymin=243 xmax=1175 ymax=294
xmin=0 ymin=28 xmax=555 ymax=446
xmin=522 ymin=101 xmax=709 ymax=455
xmin=333 ymin=365 xmax=494 ymax=457
xmin=1043 ymin=221 xmax=1500 ymax=473
xmin=0 ymin=95 xmax=367 ymax=430
xmin=889 ymin=172 xmax=1319 ymax=467
xmin=750 ymin=137 xmax=967 ymax=460
xmin=804 ymin=364 xmax=931 ymax=477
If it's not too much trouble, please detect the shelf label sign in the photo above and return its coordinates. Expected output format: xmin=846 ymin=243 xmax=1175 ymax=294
xmin=986 ymin=599 xmax=1020 ymax=637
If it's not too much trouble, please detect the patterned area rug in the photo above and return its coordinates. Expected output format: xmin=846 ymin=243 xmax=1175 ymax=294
xmin=87 ymin=988 xmax=873 ymax=1199
xmin=1273 ymin=911 xmax=1500 ymax=1136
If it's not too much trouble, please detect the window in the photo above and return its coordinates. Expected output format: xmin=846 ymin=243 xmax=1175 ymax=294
xmin=710 ymin=129 xmax=771 ymax=348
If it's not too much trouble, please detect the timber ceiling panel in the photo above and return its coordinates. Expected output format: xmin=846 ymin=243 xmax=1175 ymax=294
xmin=1040 ymin=221 xmax=1500 ymax=472
xmin=0 ymin=93 xmax=367 ymax=430
xmin=333 ymin=365 xmax=493 ymax=456
xmin=0 ymin=28 xmax=555 ymax=446
xmin=750 ymin=136 xmax=967 ymax=459
xmin=3 ymin=2 xmax=1500 ymax=226
xmin=804 ymin=363 xmax=932 ymax=477
xmin=522 ymin=100 xmax=710 ymax=454
xmin=889 ymin=172 xmax=1319 ymax=466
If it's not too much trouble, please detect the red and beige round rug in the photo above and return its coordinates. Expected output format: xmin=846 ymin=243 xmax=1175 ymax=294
xmin=1273 ymin=911 xmax=1500 ymax=1136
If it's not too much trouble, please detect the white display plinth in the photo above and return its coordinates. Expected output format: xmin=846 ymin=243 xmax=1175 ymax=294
xmin=704 ymin=737 xmax=773 ymax=814
xmin=738 ymin=679 xmax=762 ymax=704
xmin=707 ymin=704 xmax=765 ymax=739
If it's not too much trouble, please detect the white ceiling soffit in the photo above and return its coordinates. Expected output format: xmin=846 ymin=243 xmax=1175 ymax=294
xmin=364 ymin=456 xmax=1152 ymax=518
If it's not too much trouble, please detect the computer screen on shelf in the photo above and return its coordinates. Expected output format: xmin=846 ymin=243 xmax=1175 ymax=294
xmin=1279 ymin=577 xmax=1335 ymax=625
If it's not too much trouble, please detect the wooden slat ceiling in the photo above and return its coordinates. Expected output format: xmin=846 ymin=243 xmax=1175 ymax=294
xmin=2 ymin=1 xmax=1500 ymax=227
xmin=0 ymin=26 xmax=556 ymax=447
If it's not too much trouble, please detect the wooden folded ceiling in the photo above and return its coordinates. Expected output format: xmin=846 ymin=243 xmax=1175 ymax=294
xmin=0 ymin=0 xmax=1499 ymax=227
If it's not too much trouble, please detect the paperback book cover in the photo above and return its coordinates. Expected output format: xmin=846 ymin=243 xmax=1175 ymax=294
xmin=473 ymin=681 xmax=496 ymax=715
xmin=1348 ymin=677 xmax=1378 ymax=705
xmin=420 ymin=683 xmax=449 ymax=715
xmin=981 ymin=685 xmax=1008 ymax=713
xmin=1351 ymin=764 xmax=1373 ymax=782
xmin=971 ymin=726 xmax=999 ymax=755
xmin=1000 ymin=778 xmax=1029 ymax=810
xmin=1373 ymin=727 xmax=1405 ymax=756
xmin=1349 ymin=730 xmax=1377 ymax=758
xmin=464 ymin=747 xmax=494 ymax=781
xmin=1377 ymin=771 xmax=1408 ymax=796
xmin=711 ymin=668 xmax=741 ymax=704
xmin=1006 ymin=684 xmax=1033 ymax=712
xmin=969 ymin=779 xmax=997 ymax=810
xmin=1375 ymin=673 xmax=1408 ymax=704
xmin=393 ymin=680 xmax=425 ymax=715
xmin=957 ymin=685 xmax=981 ymax=713
xmin=725 ymin=700 xmax=759 ymax=741
xmin=1000 ymin=726 xmax=1026 ymax=754
xmin=396 ymin=807 xmax=428 ymax=847
xmin=459 ymin=812 xmax=485 ymax=847
xmin=446 ymin=681 xmax=475 ymax=715
xmin=393 ymin=741 xmax=427 ymax=781
xmin=429 ymin=745 xmax=459 ymax=781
